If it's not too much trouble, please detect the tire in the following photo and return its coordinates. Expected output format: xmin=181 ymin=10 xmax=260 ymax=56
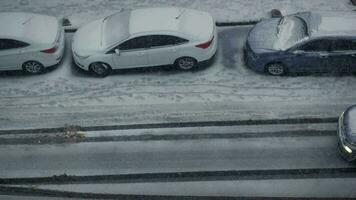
xmin=89 ymin=62 xmax=112 ymax=77
xmin=22 ymin=61 xmax=45 ymax=74
xmin=265 ymin=63 xmax=287 ymax=76
xmin=175 ymin=57 xmax=198 ymax=70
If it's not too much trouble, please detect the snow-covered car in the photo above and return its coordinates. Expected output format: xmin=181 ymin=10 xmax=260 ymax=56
xmin=338 ymin=105 xmax=356 ymax=162
xmin=0 ymin=12 xmax=65 ymax=74
xmin=72 ymin=7 xmax=217 ymax=76
xmin=245 ymin=11 xmax=356 ymax=76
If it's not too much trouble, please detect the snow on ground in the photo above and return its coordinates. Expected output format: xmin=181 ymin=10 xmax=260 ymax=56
xmin=0 ymin=0 xmax=353 ymax=28
xmin=0 ymin=26 xmax=356 ymax=130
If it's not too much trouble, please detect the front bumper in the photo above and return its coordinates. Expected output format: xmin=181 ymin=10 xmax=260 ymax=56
xmin=243 ymin=43 xmax=265 ymax=73
xmin=337 ymin=115 xmax=356 ymax=162
xmin=72 ymin=52 xmax=90 ymax=71
xmin=338 ymin=141 xmax=356 ymax=162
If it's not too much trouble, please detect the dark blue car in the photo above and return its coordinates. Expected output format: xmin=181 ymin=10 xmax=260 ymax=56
xmin=245 ymin=11 xmax=356 ymax=76
xmin=338 ymin=105 xmax=356 ymax=162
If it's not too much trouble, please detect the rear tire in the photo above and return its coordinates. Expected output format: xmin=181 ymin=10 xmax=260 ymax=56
xmin=265 ymin=63 xmax=287 ymax=76
xmin=22 ymin=61 xmax=44 ymax=74
xmin=174 ymin=57 xmax=198 ymax=70
xmin=89 ymin=62 xmax=112 ymax=77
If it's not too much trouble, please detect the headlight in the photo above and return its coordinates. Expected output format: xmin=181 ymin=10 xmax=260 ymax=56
xmin=343 ymin=144 xmax=353 ymax=154
xmin=74 ymin=51 xmax=90 ymax=59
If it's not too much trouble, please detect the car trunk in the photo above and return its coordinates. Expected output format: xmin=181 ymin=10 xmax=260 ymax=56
xmin=25 ymin=14 xmax=59 ymax=45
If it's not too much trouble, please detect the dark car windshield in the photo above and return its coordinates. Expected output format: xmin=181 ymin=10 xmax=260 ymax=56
xmin=274 ymin=16 xmax=309 ymax=50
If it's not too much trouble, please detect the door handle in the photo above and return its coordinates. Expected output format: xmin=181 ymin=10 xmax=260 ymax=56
xmin=319 ymin=54 xmax=329 ymax=58
xmin=138 ymin=52 xmax=146 ymax=56
xmin=351 ymin=54 xmax=356 ymax=58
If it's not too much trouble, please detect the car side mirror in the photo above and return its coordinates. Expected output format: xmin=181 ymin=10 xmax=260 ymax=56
xmin=114 ymin=49 xmax=120 ymax=55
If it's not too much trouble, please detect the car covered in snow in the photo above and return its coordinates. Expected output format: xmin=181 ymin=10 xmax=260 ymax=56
xmin=0 ymin=12 xmax=65 ymax=74
xmin=245 ymin=11 xmax=356 ymax=76
xmin=72 ymin=7 xmax=217 ymax=77
xmin=338 ymin=105 xmax=356 ymax=162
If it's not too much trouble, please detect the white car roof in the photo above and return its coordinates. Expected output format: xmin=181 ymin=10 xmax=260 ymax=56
xmin=0 ymin=12 xmax=58 ymax=44
xmin=129 ymin=7 xmax=214 ymax=40
xmin=103 ymin=8 xmax=214 ymax=48
xmin=310 ymin=11 xmax=356 ymax=38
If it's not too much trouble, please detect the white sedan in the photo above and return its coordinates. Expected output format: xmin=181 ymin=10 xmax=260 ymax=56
xmin=72 ymin=7 xmax=217 ymax=76
xmin=0 ymin=12 xmax=65 ymax=74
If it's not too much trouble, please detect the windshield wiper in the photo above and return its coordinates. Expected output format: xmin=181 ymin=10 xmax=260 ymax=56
xmin=276 ymin=16 xmax=285 ymax=35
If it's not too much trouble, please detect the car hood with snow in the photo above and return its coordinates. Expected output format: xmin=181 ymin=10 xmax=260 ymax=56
xmin=72 ymin=19 xmax=107 ymax=57
xmin=247 ymin=14 xmax=309 ymax=53
xmin=247 ymin=18 xmax=280 ymax=53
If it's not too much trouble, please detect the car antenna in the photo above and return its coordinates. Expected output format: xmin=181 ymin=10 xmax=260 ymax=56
xmin=176 ymin=9 xmax=186 ymax=19
xmin=22 ymin=16 xmax=34 ymax=25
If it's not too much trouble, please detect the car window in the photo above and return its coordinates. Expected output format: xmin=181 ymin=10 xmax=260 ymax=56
xmin=118 ymin=36 xmax=152 ymax=51
xmin=299 ymin=40 xmax=330 ymax=52
xmin=331 ymin=40 xmax=351 ymax=52
xmin=150 ymin=35 xmax=188 ymax=48
xmin=0 ymin=39 xmax=29 ymax=50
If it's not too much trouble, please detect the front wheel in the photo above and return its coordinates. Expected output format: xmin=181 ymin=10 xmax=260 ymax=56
xmin=266 ymin=63 xmax=287 ymax=76
xmin=175 ymin=57 xmax=198 ymax=70
xmin=89 ymin=62 xmax=112 ymax=77
xmin=22 ymin=61 xmax=44 ymax=74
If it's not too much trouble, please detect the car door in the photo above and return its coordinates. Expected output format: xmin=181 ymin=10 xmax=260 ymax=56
xmin=291 ymin=39 xmax=331 ymax=72
xmin=111 ymin=36 xmax=151 ymax=69
xmin=327 ymin=39 xmax=355 ymax=73
xmin=147 ymin=35 xmax=189 ymax=66
xmin=0 ymin=39 xmax=29 ymax=70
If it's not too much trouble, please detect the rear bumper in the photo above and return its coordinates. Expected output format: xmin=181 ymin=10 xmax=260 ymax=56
xmin=43 ymin=29 xmax=65 ymax=67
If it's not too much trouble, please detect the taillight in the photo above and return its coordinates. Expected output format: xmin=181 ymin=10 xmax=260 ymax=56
xmin=41 ymin=46 xmax=58 ymax=54
xmin=196 ymin=36 xmax=214 ymax=49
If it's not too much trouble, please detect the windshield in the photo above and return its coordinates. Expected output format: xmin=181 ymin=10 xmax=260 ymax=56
xmin=103 ymin=10 xmax=130 ymax=48
xmin=274 ymin=16 xmax=309 ymax=50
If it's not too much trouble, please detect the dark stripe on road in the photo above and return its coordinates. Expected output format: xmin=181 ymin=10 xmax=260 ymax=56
xmin=0 ymin=130 xmax=336 ymax=145
xmin=0 ymin=185 xmax=351 ymax=200
xmin=0 ymin=186 xmax=348 ymax=200
xmin=0 ymin=117 xmax=338 ymax=135
xmin=1 ymin=168 xmax=355 ymax=185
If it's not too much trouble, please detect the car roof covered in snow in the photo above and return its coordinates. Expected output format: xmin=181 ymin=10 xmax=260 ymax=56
xmin=309 ymin=11 xmax=356 ymax=38
xmin=128 ymin=7 xmax=214 ymax=40
xmin=0 ymin=12 xmax=59 ymax=44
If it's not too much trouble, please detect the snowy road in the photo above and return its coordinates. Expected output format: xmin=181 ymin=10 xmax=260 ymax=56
xmin=0 ymin=26 xmax=356 ymax=130
xmin=0 ymin=124 xmax=353 ymax=178
xmin=1 ymin=124 xmax=356 ymax=198
xmin=0 ymin=135 xmax=349 ymax=179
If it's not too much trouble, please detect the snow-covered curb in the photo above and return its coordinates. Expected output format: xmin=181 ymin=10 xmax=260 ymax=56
xmin=0 ymin=0 xmax=354 ymax=30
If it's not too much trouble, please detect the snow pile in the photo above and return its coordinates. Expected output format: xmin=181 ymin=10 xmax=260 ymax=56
xmin=0 ymin=0 xmax=353 ymax=29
